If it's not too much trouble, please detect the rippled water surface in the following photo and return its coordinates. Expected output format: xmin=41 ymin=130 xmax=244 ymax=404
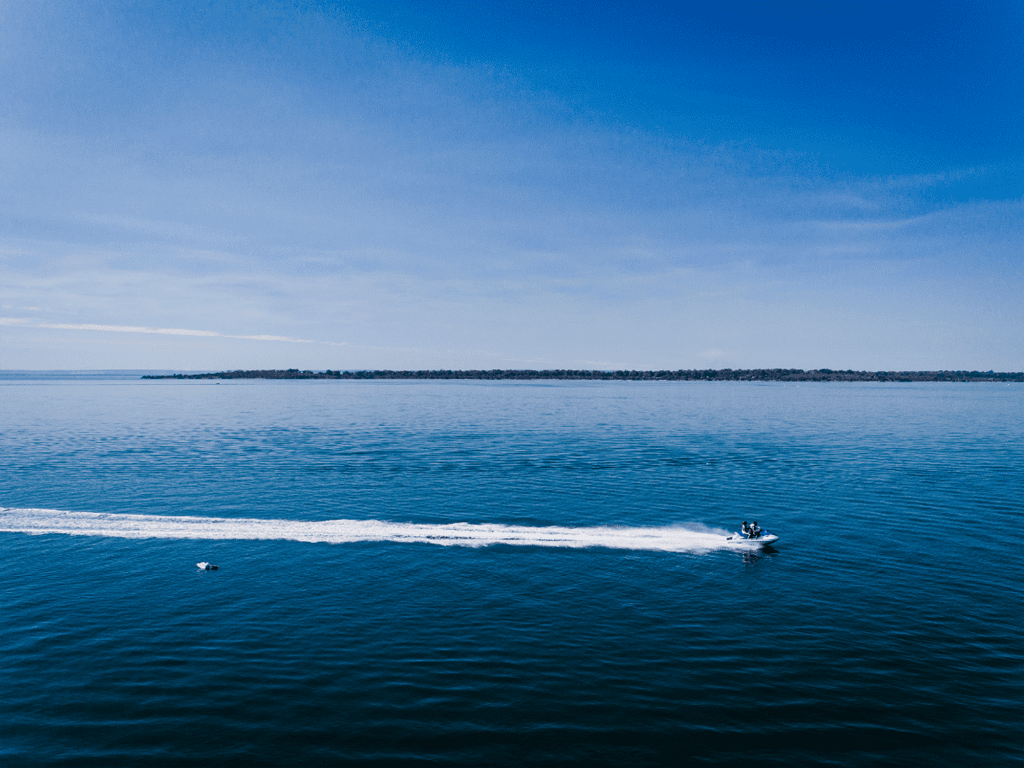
xmin=2 ymin=378 xmax=1021 ymax=766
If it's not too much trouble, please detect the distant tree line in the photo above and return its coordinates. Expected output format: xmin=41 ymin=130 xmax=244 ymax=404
xmin=141 ymin=368 xmax=1023 ymax=382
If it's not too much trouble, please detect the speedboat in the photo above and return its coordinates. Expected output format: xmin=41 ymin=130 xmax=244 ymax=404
xmin=197 ymin=562 xmax=219 ymax=570
xmin=726 ymin=530 xmax=779 ymax=546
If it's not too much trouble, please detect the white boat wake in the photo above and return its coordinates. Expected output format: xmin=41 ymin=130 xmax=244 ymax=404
xmin=0 ymin=507 xmax=761 ymax=553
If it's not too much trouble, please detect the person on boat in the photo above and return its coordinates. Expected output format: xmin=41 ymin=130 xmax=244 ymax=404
xmin=741 ymin=521 xmax=750 ymax=536
xmin=749 ymin=521 xmax=761 ymax=539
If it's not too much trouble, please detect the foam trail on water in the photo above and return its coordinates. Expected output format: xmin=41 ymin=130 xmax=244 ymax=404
xmin=0 ymin=508 xmax=753 ymax=553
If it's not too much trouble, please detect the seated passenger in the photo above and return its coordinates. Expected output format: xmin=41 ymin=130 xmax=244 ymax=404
xmin=741 ymin=521 xmax=749 ymax=536
xmin=750 ymin=521 xmax=761 ymax=538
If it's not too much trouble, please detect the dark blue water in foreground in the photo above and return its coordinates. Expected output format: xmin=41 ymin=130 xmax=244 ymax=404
xmin=2 ymin=378 xmax=1021 ymax=766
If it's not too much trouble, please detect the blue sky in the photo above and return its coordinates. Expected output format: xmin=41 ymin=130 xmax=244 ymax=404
xmin=1 ymin=0 xmax=1021 ymax=370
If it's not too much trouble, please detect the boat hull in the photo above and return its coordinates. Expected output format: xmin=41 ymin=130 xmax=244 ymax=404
xmin=726 ymin=532 xmax=779 ymax=546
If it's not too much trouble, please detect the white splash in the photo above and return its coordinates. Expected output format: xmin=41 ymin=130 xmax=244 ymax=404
xmin=0 ymin=508 xmax=753 ymax=553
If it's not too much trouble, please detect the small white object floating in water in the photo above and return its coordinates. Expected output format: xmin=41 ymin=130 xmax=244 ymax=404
xmin=196 ymin=562 xmax=219 ymax=570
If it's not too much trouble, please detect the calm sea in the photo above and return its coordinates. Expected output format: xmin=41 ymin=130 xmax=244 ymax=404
xmin=1 ymin=376 xmax=1021 ymax=766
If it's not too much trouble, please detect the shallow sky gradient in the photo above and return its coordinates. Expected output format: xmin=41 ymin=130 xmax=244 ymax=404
xmin=1 ymin=0 xmax=1021 ymax=370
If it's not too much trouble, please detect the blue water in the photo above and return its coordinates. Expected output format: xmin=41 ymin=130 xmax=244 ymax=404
xmin=2 ymin=378 xmax=1021 ymax=766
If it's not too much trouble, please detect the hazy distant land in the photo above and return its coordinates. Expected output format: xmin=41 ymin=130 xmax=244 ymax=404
xmin=142 ymin=369 xmax=1023 ymax=382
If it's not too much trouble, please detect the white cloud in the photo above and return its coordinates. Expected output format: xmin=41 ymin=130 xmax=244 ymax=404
xmin=1 ymin=318 xmax=342 ymax=345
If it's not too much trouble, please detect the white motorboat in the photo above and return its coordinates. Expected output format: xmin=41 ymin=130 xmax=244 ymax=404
xmin=726 ymin=530 xmax=779 ymax=546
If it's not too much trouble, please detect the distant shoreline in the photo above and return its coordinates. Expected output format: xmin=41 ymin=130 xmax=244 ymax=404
xmin=141 ymin=369 xmax=1023 ymax=382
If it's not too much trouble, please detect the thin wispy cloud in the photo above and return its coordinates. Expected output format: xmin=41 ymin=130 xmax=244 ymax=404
xmin=0 ymin=318 xmax=340 ymax=346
